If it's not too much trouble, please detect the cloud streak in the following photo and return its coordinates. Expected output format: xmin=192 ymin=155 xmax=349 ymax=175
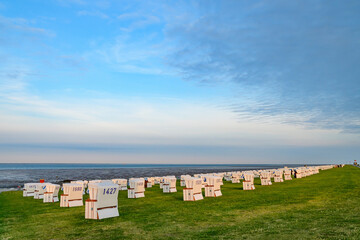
xmin=77 ymin=10 xmax=108 ymax=19
xmin=0 ymin=15 xmax=55 ymax=38
xmin=164 ymin=0 xmax=360 ymax=132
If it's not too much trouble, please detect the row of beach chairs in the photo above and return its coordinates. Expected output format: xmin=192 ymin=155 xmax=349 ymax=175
xmin=22 ymin=164 xmax=336 ymax=220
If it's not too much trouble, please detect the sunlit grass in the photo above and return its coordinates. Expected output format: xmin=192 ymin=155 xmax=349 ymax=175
xmin=0 ymin=166 xmax=359 ymax=239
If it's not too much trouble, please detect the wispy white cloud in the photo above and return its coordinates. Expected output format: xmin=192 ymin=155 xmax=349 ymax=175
xmin=77 ymin=10 xmax=109 ymax=19
xmin=56 ymin=0 xmax=112 ymax=9
xmin=163 ymin=0 xmax=360 ymax=133
xmin=0 ymin=15 xmax=55 ymax=37
xmin=87 ymin=33 xmax=172 ymax=75
xmin=1 ymin=68 xmax=358 ymax=149
xmin=2 ymin=58 xmax=355 ymax=149
xmin=56 ymin=0 xmax=87 ymax=6
xmin=117 ymin=12 xmax=160 ymax=31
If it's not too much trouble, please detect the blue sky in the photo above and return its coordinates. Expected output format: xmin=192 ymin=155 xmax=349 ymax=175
xmin=0 ymin=0 xmax=359 ymax=164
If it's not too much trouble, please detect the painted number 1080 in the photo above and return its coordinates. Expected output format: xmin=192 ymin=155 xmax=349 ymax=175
xmin=103 ymin=188 xmax=117 ymax=195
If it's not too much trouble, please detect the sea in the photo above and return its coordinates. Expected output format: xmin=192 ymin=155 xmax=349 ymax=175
xmin=0 ymin=163 xmax=308 ymax=190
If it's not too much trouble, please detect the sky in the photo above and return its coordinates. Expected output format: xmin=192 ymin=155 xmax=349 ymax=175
xmin=0 ymin=0 xmax=359 ymax=164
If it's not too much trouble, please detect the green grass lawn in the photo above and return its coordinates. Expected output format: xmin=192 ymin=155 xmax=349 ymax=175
xmin=0 ymin=166 xmax=359 ymax=239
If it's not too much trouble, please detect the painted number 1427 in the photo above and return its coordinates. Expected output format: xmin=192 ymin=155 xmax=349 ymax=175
xmin=103 ymin=188 xmax=117 ymax=195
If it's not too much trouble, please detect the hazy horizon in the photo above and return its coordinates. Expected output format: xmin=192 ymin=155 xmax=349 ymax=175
xmin=0 ymin=0 xmax=359 ymax=164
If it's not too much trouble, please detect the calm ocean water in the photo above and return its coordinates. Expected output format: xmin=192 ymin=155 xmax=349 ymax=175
xmin=0 ymin=163 xmax=307 ymax=188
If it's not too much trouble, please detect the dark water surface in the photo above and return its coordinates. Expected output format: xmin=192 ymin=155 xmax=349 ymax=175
xmin=0 ymin=163 xmax=307 ymax=188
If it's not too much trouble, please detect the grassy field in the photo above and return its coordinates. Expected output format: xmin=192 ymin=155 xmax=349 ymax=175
xmin=0 ymin=166 xmax=359 ymax=239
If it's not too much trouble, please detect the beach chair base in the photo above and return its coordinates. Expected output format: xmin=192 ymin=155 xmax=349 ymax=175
xmin=23 ymin=191 xmax=34 ymax=197
xmin=85 ymin=200 xmax=119 ymax=220
xmin=183 ymin=189 xmax=203 ymax=201
xmin=243 ymin=181 xmax=255 ymax=190
xmin=128 ymin=189 xmax=145 ymax=198
xmin=34 ymin=192 xmax=44 ymax=199
xmin=60 ymin=195 xmax=83 ymax=207
xmin=69 ymin=199 xmax=83 ymax=207
xmin=284 ymin=175 xmax=292 ymax=180
xmin=43 ymin=192 xmax=59 ymax=203
xmin=274 ymin=177 xmax=284 ymax=182
xmin=205 ymin=186 xmax=222 ymax=197
xmin=163 ymin=184 xmax=177 ymax=193
xmin=261 ymin=178 xmax=272 ymax=186
xmin=215 ymin=189 xmax=222 ymax=197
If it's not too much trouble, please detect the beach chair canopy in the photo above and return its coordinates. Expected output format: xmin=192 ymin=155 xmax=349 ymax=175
xmin=129 ymin=178 xmax=145 ymax=192
xmin=185 ymin=177 xmax=202 ymax=193
xmin=63 ymin=183 xmax=83 ymax=199
xmin=89 ymin=182 xmax=119 ymax=209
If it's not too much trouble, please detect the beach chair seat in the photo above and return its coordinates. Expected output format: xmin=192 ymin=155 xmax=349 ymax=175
xmin=23 ymin=183 xmax=38 ymax=197
xmin=183 ymin=177 xmax=203 ymax=201
xmin=145 ymin=177 xmax=154 ymax=188
xmin=153 ymin=177 xmax=161 ymax=185
xmin=34 ymin=183 xmax=47 ymax=199
xmin=128 ymin=178 xmax=145 ymax=198
xmin=243 ymin=181 xmax=254 ymax=190
xmin=60 ymin=183 xmax=84 ymax=207
xmin=112 ymin=179 xmax=128 ymax=190
xmin=159 ymin=175 xmax=174 ymax=189
xmin=183 ymin=188 xmax=204 ymax=201
xmin=85 ymin=182 xmax=119 ymax=220
xmin=205 ymin=176 xmax=222 ymax=197
xmin=284 ymin=169 xmax=292 ymax=180
xmin=128 ymin=190 xmax=145 ymax=198
xmin=260 ymin=178 xmax=271 ymax=185
xmin=243 ymin=172 xmax=255 ymax=190
xmin=260 ymin=171 xmax=272 ymax=185
xmin=43 ymin=183 xmax=60 ymax=203
xmin=231 ymin=173 xmax=241 ymax=183
xmin=145 ymin=181 xmax=152 ymax=188
xmin=274 ymin=170 xmax=284 ymax=182
xmin=163 ymin=177 xmax=177 ymax=193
